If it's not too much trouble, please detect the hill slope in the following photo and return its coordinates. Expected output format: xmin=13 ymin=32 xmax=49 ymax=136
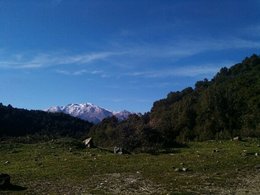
xmin=89 ymin=54 xmax=260 ymax=150
xmin=0 ymin=104 xmax=92 ymax=138
xmin=150 ymin=54 xmax=260 ymax=144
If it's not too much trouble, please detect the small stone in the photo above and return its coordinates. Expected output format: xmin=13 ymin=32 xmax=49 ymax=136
xmin=232 ymin=136 xmax=241 ymax=141
xmin=255 ymin=153 xmax=258 ymax=157
xmin=4 ymin=161 xmax=10 ymax=165
xmin=182 ymin=167 xmax=188 ymax=172
xmin=174 ymin=168 xmax=180 ymax=172
xmin=0 ymin=173 xmax=10 ymax=187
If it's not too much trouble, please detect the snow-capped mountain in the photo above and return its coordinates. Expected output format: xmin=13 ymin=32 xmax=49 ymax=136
xmin=46 ymin=103 xmax=132 ymax=124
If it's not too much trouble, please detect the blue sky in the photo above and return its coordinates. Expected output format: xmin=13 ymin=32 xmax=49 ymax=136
xmin=0 ymin=0 xmax=260 ymax=113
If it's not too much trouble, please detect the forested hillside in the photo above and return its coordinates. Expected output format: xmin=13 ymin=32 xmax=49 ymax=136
xmin=0 ymin=104 xmax=92 ymax=138
xmin=89 ymin=54 xmax=260 ymax=151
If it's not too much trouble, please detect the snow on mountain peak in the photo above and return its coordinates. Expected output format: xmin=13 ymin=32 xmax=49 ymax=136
xmin=46 ymin=102 xmax=132 ymax=124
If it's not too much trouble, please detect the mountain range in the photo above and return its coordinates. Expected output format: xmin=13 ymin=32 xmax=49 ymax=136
xmin=46 ymin=103 xmax=132 ymax=124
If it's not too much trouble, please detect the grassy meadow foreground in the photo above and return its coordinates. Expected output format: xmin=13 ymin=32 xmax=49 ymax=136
xmin=0 ymin=138 xmax=260 ymax=194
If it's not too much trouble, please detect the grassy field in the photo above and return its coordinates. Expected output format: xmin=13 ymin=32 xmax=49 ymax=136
xmin=0 ymin=138 xmax=260 ymax=194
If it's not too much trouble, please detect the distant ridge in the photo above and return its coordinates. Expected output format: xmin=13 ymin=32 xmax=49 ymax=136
xmin=46 ymin=103 xmax=132 ymax=124
xmin=0 ymin=103 xmax=92 ymax=138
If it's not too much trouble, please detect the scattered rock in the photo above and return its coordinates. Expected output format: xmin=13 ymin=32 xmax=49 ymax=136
xmin=114 ymin=147 xmax=123 ymax=155
xmin=241 ymin=151 xmax=257 ymax=157
xmin=4 ymin=161 xmax=10 ymax=165
xmin=113 ymin=147 xmax=131 ymax=155
xmin=0 ymin=173 xmax=10 ymax=187
xmin=213 ymin=149 xmax=219 ymax=153
xmin=174 ymin=167 xmax=190 ymax=172
xmin=232 ymin=136 xmax=241 ymax=141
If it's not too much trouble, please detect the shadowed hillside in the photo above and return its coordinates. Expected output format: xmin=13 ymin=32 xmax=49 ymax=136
xmin=0 ymin=104 xmax=92 ymax=139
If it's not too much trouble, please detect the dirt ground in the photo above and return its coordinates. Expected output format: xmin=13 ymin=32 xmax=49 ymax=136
xmin=235 ymin=170 xmax=260 ymax=195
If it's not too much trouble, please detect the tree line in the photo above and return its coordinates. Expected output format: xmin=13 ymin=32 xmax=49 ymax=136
xmin=89 ymin=54 xmax=260 ymax=151
xmin=0 ymin=104 xmax=92 ymax=139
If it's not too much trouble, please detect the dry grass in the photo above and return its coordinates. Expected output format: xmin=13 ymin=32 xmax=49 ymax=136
xmin=0 ymin=138 xmax=259 ymax=194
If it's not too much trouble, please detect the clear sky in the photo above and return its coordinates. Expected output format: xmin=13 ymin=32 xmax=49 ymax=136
xmin=0 ymin=0 xmax=260 ymax=113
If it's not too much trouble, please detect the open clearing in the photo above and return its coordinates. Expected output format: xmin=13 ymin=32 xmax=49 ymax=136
xmin=0 ymin=138 xmax=259 ymax=194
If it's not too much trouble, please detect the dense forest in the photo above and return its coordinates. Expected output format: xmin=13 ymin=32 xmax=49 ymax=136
xmin=0 ymin=54 xmax=259 ymax=151
xmin=0 ymin=104 xmax=92 ymax=139
xmin=89 ymin=54 xmax=260 ymax=151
